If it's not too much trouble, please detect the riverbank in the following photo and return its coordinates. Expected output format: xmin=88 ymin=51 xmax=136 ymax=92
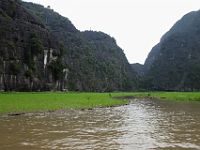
xmin=1 ymin=92 xmax=200 ymax=115
xmin=132 ymin=92 xmax=200 ymax=101
xmin=0 ymin=92 xmax=130 ymax=115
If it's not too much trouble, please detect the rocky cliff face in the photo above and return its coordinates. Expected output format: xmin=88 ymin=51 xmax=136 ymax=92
xmin=143 ymin=10 xmax=200 ymax=91
xmin=0 ymin=0 xmax=67 ymax=91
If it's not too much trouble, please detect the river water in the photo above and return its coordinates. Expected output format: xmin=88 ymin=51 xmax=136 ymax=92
xmin=1 ymin=98 xmax=200 ymax=150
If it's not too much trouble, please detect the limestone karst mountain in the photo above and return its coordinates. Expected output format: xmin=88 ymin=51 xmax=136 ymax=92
xmin=0 ymin=0 xmax=138 ymax=91
xmin=142 ymin=10 xmax=200 ymax=91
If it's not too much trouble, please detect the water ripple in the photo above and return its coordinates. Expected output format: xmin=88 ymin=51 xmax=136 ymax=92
xmin=1 ymin=99 xmax=200 ymax=149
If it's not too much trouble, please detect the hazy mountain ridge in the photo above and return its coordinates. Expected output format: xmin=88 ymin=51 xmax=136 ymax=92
xmin=143 ymin=10 xmax=200 ymax=91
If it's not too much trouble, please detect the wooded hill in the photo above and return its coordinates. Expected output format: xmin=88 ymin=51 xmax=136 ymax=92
xmin=0 ymin=0 xmax=138 ymax=91
xmin=132 ymin=10 xmax=200 ymax=91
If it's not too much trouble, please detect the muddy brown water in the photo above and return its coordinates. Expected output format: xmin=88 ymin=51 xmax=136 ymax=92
xmin=1 ymin=98 xmax=200 ymax=150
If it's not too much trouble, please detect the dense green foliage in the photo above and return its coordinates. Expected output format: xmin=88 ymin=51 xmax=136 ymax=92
xmin=48 ymin=59 xmax=65 ymax=80
xmin=24 ymin=33 xmax=44 ymax=73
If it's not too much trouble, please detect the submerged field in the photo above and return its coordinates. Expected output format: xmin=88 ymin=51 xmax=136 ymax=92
xmin=0 ymin=92 xmax=200 ymax=114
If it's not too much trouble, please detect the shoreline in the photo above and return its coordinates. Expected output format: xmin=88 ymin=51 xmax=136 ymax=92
xmin=5 ymin=102 xmax=130 ymax=117
xmin=1 ymin=92 xmax=200 ymax=116
xmin=0 ymin=93 xmax=131 ymax=116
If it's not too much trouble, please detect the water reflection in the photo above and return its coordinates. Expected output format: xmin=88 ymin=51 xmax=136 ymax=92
xmin=0 ymin=99 xmax=200 ymax=150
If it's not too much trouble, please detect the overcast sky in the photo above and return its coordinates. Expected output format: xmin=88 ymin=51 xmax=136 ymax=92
xmin=23 ymin=0 xmax=200 ymax=64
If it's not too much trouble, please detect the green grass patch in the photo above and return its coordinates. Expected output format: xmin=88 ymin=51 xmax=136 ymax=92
xmin=116 ymin=92 xmax=200 ymax=101
xmin=0 ymin=92 xmax=129 ymax=114
xmin=1 ymin=92 xmax=200 ymax=115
